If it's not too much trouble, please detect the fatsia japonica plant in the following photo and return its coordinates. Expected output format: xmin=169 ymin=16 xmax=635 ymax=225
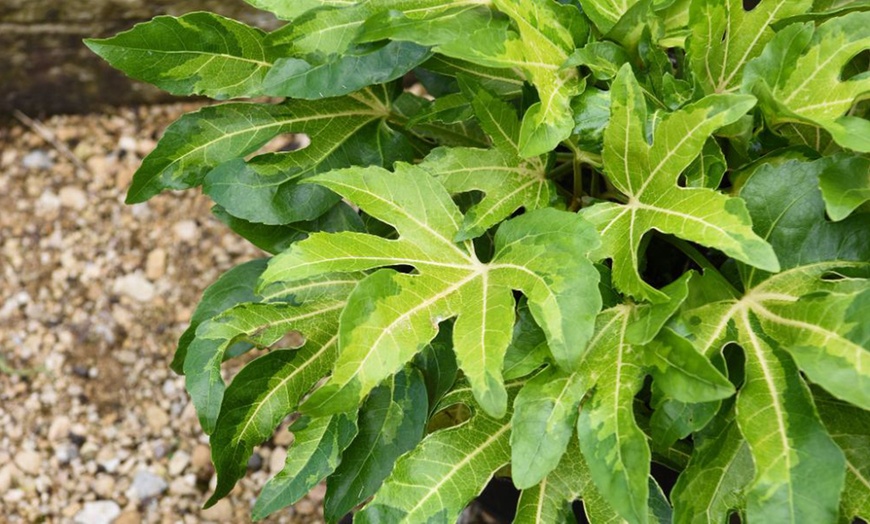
xmin=86 ymin=0 xmax=870 ymax=522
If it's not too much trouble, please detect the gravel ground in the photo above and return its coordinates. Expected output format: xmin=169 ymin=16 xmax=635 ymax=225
xmin=0 ymin=104 xmax=326 ymax=523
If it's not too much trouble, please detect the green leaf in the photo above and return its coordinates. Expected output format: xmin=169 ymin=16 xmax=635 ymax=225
xmin=510 ymin=366 xmax=585 ymax=489
xmin=818 ymin=153 xmax=870 ymax=221
xmin=252 ymin=413 xmax=358 ymax=520
xmin=243 ymin=0 xmax=352 ymax=21
xmin=683 ymin=138 xmax=726 ymax=189
xmin=184 ymin=281 xmax=354 ymax=433
xmin=671 ymin=409 xmax=754 ymax=523
xmin=418 ymin=85 xmax=555 ymax=241
xmin=686 ymin=0 xmax=813 ymax=95
xmin=514 ymin=438 xmax=590 ymax=524
xmin=580 ymin=65 xmax=777 ymax=302
xmin=355 ymin=383 xmax=516 ymax=524
xmin=745 ymin=12 xmax=870 ymax=152
xmin=263 ymin=41 xmax=431 ymax=100
xmin=576 ymin=274 xmax=691 ymax=524
xmin=126 ymin=86 xmax=394 ymax=203
xmin=735 ymin=312 xmax=845 ymax=523
xmin=173 ymin=259 xmax=267 ymax=374
xmin=203 ymin=119 xmax=413 ymax=226
xmin=570 ymin=87 xmax=611 ymax=154
xmin=643 ymin=327 xmax=734 ymax=403
xmin=815 ymin=389 xmax=870 ymax=522
xmin=206 ymin=333 xmax=341 ymax=506
xmin=490 ymin=0 xmax=586 ymax=157
xmin=85 ymin=13 xmax=274 ymax=99
xmin=324 ymin=367 xmax=428 ymax=521
xmin=579 ymin=0 xmax=642 ymax=33
xmin=565 ymin=41 xmax=631 ymax=81
xmin=421 ymin=55 xmax=525 ymax=97
xmin=261 ymin=165 xmax=601 ymax=419
xmin=503 ymin=299 xmax=550 ymax=381
xmin=212 ymin=202 xmax=364 ymax=255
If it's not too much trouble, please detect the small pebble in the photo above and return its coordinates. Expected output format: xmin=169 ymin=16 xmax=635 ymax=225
xmin=168 ymin=450 xmax=191 ymax=476
xmin=113 ymin=272 xmax=155 ymax=302
xmin=74 ymin=500 xmax=122 ymax=524
xmin=128 ymin=470 xmax=168 ymax=501
xmin=145 ymin=248 xmax=166 ymax=280
xmin=145 ymin=404 xmax=169 ymax=433
xmin=22 ymin=150 xmax=53 ymax=169
xmin=201 ymin=498 xmax=233 ymax=521
xmin=59 ymin=186 xmax=87 ymax=210
xmin=270 ymin=447 xmax=287 ymax=474
xmin=173 ymin=220 xmax=198 ymax=242
xmin=48 ymin=416 xmax=71 ymax=442
xmin=247 ymin=452 xmax=263 ymax=472
xmin=191 ymin=444 xmax=212 ymax=473
xmin=14 ymin=450 xmax=42 ymax=476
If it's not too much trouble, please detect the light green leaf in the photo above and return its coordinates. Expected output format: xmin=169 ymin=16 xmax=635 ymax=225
xmin=421 ymin=54 xmax=525 ymax=97
xmin=173 ymin=259 xmax=267 ymax=373
xmin=686 ymin=0 xmax=812 ymax=95
xmin=570 ymin=87 xmax=611 ymax=154
xmin=819 ymin=153 xmax=870 ymax=221
xmin=683 ymin=138 xmax=726 ymax=189
xmin=206 ymin=334 xmax=341 ymax=506
xmin=244 ymin=0 xmax=354 ymax=21
xmin=260 ymin=165 xmax=601 ymax=419
xmin=184 ymin=288 xmax=353 ymax=433
xmin=643 ymin=328 xmax=734 ymax=403
xmin=745 ymin=12 xmax=870 ymax=152
xmin=503 ymin=299 xmax=551 ymax=381
xmin=490 ymin=0 xmax=586 ymax=157
xmin=125 ymin=86 xmax=394 ymax=203
xmin=514 ymin=439 xmax=590 ymax=524
xmin=671 ymin=409 xmax=753 ymax=524
xmin=510 ymin=366 xmax=585 ymax=489
xmin=252 ymin=413 xmax=359 ymax=520
xmin=815 ymin=389 xmax=870 ymax=522
xmin=324 ymin=367 xmax=428 ymax=521
xmin=736 ymin=312 xmax=845 ymax=523
xmin=565 ymin=41 xmax=631 ymax=81
xmin=263 ymin=41 xmax=431 ymax=100
xmin=579 ymin=0 xmax=642 ymax=34
xmin=576 ymin=274 xmax=690 ymax=524
xmin=418 ymin=85 xmax=555 ymax=241
xmin=356 ymin=383 xmax=516 ymax=524
xmin=85 ymin=13 xmax=274 ymax=99
xmin=580 ymin=65 xmax=776 ymax=302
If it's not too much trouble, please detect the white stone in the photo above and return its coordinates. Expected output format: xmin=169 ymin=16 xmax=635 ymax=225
xmin=59 ymin=186 xmax=88 ymax=210
xmin=118 ymin=136 xmax=138 ymax=152
xmin=35 ymin=191 xmax=61 ymax=216
xmin=127 ymin=470 xmax=167 ymax=501
xmin=173 ymin=220 xmax=198 ymax=242
xmin=269 ymin=447 xmax=287 ymax=475
xmin=48 ymin=416 xmax=71 ymax=442
xmin=200 ymin=498 xmax=233 ymax=521
xmin=144 ymin=248 xmax=166 ymax=280
xmin=74 ymin=500 xmax=122 ymax=524
xmin=14 ymin=450 xmax=41 ymax=475
xmin=168 ymin=450 xmax=190 ymax=476
xmin=113 ymin=272 xmax=155 ymax=302
xmin=22 ymin=150 xmax=53 ymax=170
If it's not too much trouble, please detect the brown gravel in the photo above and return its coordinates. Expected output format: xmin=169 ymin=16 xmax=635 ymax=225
xmin=0 ymin=104 xmax=325 ymax=523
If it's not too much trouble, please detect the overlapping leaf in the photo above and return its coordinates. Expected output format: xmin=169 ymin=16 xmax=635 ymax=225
xmin=686 ymin=0 xmax=812 ymax=95
xmin=818 ymin=153 xmax=870 ymax=221
xmin=580 ymin=65 xmax=778 ymax=302
xmin=355 ymin=383 xmax=516 ymax=523
xmin=260 ymin=165 xmax=601 ymax=419
xmin=744 ymin=11 xmax=870 ymax=152
xmin=124 ymin=85 xmax=394 ymax=205
xmin=418 ymin=84 xmax=555 ymax=241
xmin=675 ymin=158 xmax=870 ymax=522
xmin=578 ymin=0 xmax=642 ymax=34
xmin=85 ymin=13 xmax=275 ymax=99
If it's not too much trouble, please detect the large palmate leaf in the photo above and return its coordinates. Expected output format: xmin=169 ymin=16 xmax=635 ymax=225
xmin=244 ymin=0 xmax=353 ymax=21
xmin=355 ymin=382 xmax=516 ymax=523
xmin=580 ymin=65 xmax=778 ymax=302
xmin=418 ymin=84 xmax=555 ymax=241
xmin=686 ymin=0 xmax=812 ymax=95
xmin=260 ymin=165 xmax=601 ymax=419
xmin=86 ymin=13 xmax=275 ymax=99
xmin=511 ymin=274 xmax=732 ymax=523
xmin=676 ymin=159 xmax=870 ymax=522
xmin=125 ymin=85 xmax=398 ymax=204
xmin=744 ymin=11 xmax=870 ymax=152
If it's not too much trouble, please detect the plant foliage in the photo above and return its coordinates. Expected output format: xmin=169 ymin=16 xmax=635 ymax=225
xmin=88 ymin=1 xmax=870 ymax=522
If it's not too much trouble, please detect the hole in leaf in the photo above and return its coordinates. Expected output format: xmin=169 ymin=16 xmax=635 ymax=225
xmin=273 ymin=330 xmax=305 ymax=349
xmin=841 ymin=49 xmax=870 ymax=82
xmin=473 ymin=477 xmax=519 ymax=523
xmin=427 ymin=402 xmax=471 ymax=432
xmin=743 ymin=0 xmax=761 ymax=11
